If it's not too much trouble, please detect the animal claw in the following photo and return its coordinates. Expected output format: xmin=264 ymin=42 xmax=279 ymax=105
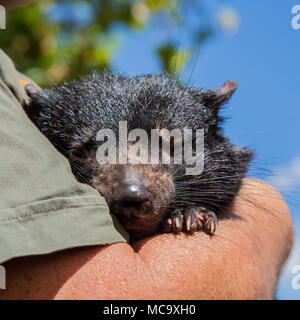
xmin=206 ymin=219 xmax=217 ymax=235
xmin=172 ymin=213 xmax=183 ymax=233
xmin=185 ymin=213 xmax=192 ymax=232
xmin=197 ymin=208 xmax=218 ymax=235
xmin=161 ymin=207 xmax=217 ymax=235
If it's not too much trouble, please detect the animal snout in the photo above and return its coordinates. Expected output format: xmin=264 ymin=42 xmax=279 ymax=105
xmin=111 ymin=181 xmax=153 ymax=222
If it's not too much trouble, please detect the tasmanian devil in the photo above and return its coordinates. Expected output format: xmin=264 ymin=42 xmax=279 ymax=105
xmin=24 ymin=72 xmax=253 ymax=241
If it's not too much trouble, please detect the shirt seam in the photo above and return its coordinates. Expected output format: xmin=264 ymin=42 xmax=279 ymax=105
xmin=0 ymin=203 xmax=107 ymax=224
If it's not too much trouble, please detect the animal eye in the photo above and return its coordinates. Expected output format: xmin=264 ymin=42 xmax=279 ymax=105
xmin=70 ymin=148 xmax=87 ymax=160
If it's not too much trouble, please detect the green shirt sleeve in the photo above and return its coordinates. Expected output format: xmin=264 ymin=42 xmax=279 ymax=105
xmin=0 ymin=49 xmax=128 ymax=264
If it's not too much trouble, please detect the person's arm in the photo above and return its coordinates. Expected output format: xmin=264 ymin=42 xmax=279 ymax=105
xmin=0 ymin=178 xmax=293 ymax=300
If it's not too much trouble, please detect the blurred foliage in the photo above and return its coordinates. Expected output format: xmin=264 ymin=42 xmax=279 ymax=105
xmin=0 ymin=0 xmax=219 ymax=86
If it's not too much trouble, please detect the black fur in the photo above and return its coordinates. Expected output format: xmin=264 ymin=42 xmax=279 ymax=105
xmin=24 ymin=72 xmax=253 ymax=238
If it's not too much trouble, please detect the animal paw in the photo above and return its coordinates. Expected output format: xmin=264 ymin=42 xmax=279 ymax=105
xmin=162 ymin=207 xmax=218 ymax=235
xmin=197 ymin=207 xmax=218 ymax=235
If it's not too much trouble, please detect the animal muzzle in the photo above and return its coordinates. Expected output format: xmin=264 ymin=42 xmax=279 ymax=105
xmin=110 ymin=180 xmax=154 ymax=227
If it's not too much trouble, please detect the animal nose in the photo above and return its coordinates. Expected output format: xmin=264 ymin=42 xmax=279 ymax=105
xmin=111 ymin=181 xmax=153 ymax=214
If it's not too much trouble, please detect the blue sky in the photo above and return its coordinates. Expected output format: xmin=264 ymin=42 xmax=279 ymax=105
xmin=109 ymin=0 xmax=300 ymax=299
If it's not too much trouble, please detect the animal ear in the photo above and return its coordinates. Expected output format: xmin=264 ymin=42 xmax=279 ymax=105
xmin=203 ymin=80 xmax=238 ymax=109
xmin=25 ymin=84 xmax=51 ymax=103
xmin=24 ymin=84 xmax=53 ymax=118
